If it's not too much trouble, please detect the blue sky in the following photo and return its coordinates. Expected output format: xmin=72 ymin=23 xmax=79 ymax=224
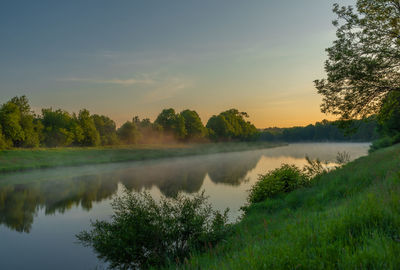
xmin=0 ymin=0 xmax=355 ymax=127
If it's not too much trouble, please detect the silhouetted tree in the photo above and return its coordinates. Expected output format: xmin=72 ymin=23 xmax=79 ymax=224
xmin=315 ymin=0 xmax=400 ymax=120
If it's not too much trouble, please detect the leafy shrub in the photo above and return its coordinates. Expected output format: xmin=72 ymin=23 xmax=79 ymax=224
xmin=248 ymin=164 xmax=308 ymax=203
xmin=369 ymin=134 xmax=400 ymax=153
xmin=77 ymin=189 xmax=229 ymax=269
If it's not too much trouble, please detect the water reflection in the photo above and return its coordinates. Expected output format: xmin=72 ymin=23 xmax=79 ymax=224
xmin=0 ymin=150 xmax=261 ymax=233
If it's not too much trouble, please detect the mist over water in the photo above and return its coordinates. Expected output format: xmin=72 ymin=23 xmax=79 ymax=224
xmin=0 ymin=143 xmax=369 ymax=269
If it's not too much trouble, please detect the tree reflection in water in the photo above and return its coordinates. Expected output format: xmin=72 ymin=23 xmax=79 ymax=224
xmin=0 ymin=151 xmax=262 ymax=232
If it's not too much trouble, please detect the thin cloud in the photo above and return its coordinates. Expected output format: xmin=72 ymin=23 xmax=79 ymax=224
xmin=143 ymin=78 xmax=192 ymax=103
xmin=60 ymin=77 xmax=154 ymax=86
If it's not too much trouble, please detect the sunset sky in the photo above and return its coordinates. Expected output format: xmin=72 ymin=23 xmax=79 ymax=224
xmin=0 ymin=0 xmax=354 ymax=128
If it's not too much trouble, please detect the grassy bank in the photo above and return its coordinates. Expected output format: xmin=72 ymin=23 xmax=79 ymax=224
xmin=0 ymin=142 xmax=283 ymax=173
xmin=167 ymin=143 xmax=400 ymax=269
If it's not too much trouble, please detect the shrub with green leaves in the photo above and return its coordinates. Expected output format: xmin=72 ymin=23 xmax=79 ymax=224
xmin=248 ymin=164 xmax=308 ymax=204
xmin=76 ymin=189 xmax=229 ymax=269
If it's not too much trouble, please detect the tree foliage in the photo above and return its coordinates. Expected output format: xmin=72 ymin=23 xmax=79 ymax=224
xmin=41 ymin=108 xmax=80 ymax=147
xmin=92 ymin=114 xmax=118 ymax=146
xmin=315 ymin=0 xmax=400 ymax=120
xmin=247 ymin=164 xmax=309 ymax=204
xmin=259 ymin=118 xmax=379 ymax=142
xmin=117 ymin=121 xmax=140 ymax=144
xmin=76 ymin=109 xmax=100 ymax=146
xmin=0 ymin=96 xmax=41 ymax=147
xmin=155 ymin=108 xmax=187 ymax=140
xmin=180 ymin=109 xmax=207 ymax=140
xmin=0 ymin=96 xmax=259 ymax=148
xmin=77 ymin=190 xmax=229 ymax=269
xmin=206 ymin=109 xmax=258 ymax=141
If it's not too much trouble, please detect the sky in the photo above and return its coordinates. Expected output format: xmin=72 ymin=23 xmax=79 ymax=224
xmin=0 ymin=0 xmax=355 ymax=128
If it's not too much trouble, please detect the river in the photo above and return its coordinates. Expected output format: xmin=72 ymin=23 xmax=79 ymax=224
xmin=0 ymin=143 xmax=369 ymax=269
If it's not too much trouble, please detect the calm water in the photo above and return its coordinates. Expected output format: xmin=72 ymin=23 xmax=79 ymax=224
xmin=0 ymin=143 xmax=369 ymax=269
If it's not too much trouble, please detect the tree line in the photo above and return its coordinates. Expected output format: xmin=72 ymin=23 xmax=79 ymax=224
xmin=259 ymin=118 xmax=379 ymax=142
xmin=0 ymin=96 xmax=258 ymax=149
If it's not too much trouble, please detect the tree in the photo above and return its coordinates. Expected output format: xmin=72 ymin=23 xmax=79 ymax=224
xmin=41 ymin=108 xmax=77 ymax=147
xmin=91 ymin=114 xmax=118 ymax=145
xmin=180 ymin=109 xmax=207 ymax=140
xmin=76 ymin=109 xmax=100 ymax=146
xmin=206 ymin=115 xmax=234 ymax=140
xmin=133 ymin=116 xmax=163 ymax=143
xmin=0 ymin=96 xmax=41 ymax=147
xmin=155 ymin=108 xmax=187 ymax=140
xmin=77 ymin=190 xmax=229 ymax=269
xmin=206 ymin=109 xmax=258 ymax=141
xmin=315 ymin=0 xmax=400 ymax=120
xmin=0 ymin=102 xmax=24 ymax=145
xmin=117 ymin=121 xmax=140 ymax=144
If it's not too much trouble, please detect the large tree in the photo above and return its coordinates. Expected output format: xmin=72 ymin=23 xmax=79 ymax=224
xmin=206 ymin=109 xmax=258 ymax=141
xmin=155 ymin=108 xmax=187 ymax=140
xmin=180 ymin=109 xmax=206 ymax=140
xmin=315 ymin=0 xmax=400 ymax=120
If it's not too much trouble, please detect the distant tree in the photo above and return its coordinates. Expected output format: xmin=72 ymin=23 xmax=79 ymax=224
xmin=76 ymin=109 xmax=100 ymax=146
xmin=206 ymin=115 xmax=234 ymax=141
xmin=259 ymin=118 xmax=378 ymax=142
xmin=117 ymin=121 xmax=140 ymax=144
xmin=173 ymin=114 xmax=187 ymax=140
xmin=206 ymin=109 xmax=258 ymax=141
xmin=41 ymin=108 xmax=77 ymax=147
xmin=91 ymin=114 xmax=118 ymax=145
xmin=0 ymin=102 xmax=24 ymax=144
xmin=314 ymin=0 xmax=400 ymax=121
xmin=154 ymin=109 xmax=176 ymax=132
xmin=180 ymin=109 xmax=206 ymax=140
xmin=133 ymin=116 xmax=163 ymax=143
xmin=155 ymin=108 xmax=187 ymax=140
xmin=0 ymin=96 xmax=41 ymax=147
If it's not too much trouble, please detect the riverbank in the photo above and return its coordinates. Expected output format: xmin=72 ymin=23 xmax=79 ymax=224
xmin=167 ymin=143 xmax=400 ymax=269
xmin=0 ymin=142 xmax=284 ymax=173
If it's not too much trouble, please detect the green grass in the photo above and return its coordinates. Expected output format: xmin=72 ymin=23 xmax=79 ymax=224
xmin=0 ymin=142 xmax=283 ymax=173
xmin=165 ymin=143 xmax=400 ymax=270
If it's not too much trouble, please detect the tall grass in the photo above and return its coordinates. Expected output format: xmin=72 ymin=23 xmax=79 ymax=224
xmin=165 ymin=143 xmax=400 ymax=269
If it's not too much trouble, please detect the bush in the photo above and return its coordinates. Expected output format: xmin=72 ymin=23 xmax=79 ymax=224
xmin=248 ymin=164 xmax=308 ymax=204
xmin=369 ymin=134 xmax=400 ymax=153
xmin=76 ymin=189 xmax=230 ymax=269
